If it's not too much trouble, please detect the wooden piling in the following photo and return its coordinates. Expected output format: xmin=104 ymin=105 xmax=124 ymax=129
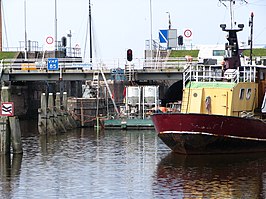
xmin=9 ymin=116 xmax=23 ymax=154
xmin=0 ymin=118 xmax=10 ymax=154
xmin=0 ymin=86 xmax=11 ymax=154
xmin=48 ymin=93 xmax=58 ymax=134
xmin=54 ymin=92 xmax=67 ymax=133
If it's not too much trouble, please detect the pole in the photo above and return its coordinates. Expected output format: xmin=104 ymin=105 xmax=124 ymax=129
xmin=24 ymin=0 xmax=27 ymax=60
xmin=249 ymin=12 xmax=254 ymax=65
xmin=89 ymin=0 xmax=92 ymax=63
xmin=149 ymin=0 xmax=153 ymax=60
xmin=0 ymin=0 xmax=2 ymax=51
xmin=55 ymin=0 xmax=58 ymax=51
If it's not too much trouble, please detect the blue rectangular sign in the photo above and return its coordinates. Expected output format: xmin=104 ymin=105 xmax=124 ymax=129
xmin=47 ymin=58 xmax=59 ymax=70
xmin=159 ymin=29 xmax=168 ymax=43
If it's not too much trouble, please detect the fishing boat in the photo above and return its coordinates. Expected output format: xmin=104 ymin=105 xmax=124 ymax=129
xmin=151 ymin=1 xmax=266 ymax=154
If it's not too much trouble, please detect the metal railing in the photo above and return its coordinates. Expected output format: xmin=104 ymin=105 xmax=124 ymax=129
xmin=183 ymin=63 xmax=258 ymax=88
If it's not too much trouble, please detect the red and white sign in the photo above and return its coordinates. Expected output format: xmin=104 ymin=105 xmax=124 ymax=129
xmin=46 ymin=36 xmax=54 ymax=44
xmin=184 ymin=29 xmax=193 ymax=39
xmin=45 ymin=36 xmax=55 ymax=51
xmin=1 ymin=102 xmax=14 ymax=116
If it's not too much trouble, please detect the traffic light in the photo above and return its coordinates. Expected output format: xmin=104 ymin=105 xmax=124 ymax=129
xmin=178 ymin=35 xmax=183 ymax=46
xmin=61 ymin=36 xmax=67 ymax=47
xmin=127 ymin=49 xmax=133 ymax=61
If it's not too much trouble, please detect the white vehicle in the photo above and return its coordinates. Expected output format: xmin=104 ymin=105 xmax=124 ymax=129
xmin=197 ymin=45 xmax=225 ymax=65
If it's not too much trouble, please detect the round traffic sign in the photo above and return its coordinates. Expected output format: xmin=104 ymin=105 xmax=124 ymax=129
xmin=46 ymin=36 xmax=54 ymax=45
xmin=184 ymin=29 xmax=192 ymax=38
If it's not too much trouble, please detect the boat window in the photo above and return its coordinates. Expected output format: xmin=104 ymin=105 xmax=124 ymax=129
xmin=246 ymin=88 xmax=252 ymax=100
xmin=239 ymin=88 xmax=245 ymax=100
xmin=213 ymin=50 xmax=225 ymax=56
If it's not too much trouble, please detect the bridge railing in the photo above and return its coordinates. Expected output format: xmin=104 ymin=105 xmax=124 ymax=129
xmin=1 ymin=57 xmax=198 ymax=73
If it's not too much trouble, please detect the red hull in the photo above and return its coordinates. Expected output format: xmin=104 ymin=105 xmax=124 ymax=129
xmin=151 ymin=113 xmax=266 ymax=154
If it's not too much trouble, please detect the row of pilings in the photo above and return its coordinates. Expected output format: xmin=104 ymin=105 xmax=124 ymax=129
xmin=38 ymin=92 xmax=77 ymax=134
xmin=0 ymin=86 xmax=23 ymax=155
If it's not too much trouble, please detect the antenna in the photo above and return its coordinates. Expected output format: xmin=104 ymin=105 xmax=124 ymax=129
xmin=219 ymin=0 xmax=248 ymax=29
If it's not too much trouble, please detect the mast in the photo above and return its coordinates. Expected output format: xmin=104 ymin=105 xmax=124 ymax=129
xmin=0 ymin=0 xmax=2 ymax=51
xmin=249 ymin=12 xmax=254 ymax=65
xmin=219 ymin=0 xmax=248 ymax=29
xmin=89 ymin=0 xmax=92 ymax=63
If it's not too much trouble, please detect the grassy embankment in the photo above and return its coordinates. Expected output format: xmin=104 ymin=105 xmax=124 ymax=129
xmin=169 ymin=48 xmax=266 ymax=58
xmin=0 ymin=52 xmax=18 ymax=60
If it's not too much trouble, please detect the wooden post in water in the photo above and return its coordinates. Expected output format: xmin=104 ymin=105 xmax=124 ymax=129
xmin=0 ymin=86 xmax=11 ymax=154
xmin=62 ymin=92 xmax=77 ymax=128
xmin=38 ymin=93 xmax=48 ymax=134
xmin=9 ymin=117 xmax=23 ymax=154
xmin=55 ymin=92 xmax=67 ymax=132
xmin=48 ymin=93 xmax=58 ymax=134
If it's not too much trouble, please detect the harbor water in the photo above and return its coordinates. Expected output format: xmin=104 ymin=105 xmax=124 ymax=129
xmin=1 ymin=121 xmax=266 ymax=198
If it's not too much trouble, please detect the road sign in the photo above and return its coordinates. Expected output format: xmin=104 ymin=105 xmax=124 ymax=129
xmin=46 ymin=36 xmax=54 ymax=44
xmin=1 ymin=102 xmax=14 ymax=116
xmin=159 ymin=30 xmax=168 ymax=43
xmin=184 ymin=29 xmax=193 ymax=39
xmin=47 ymin=58 xmax=59 ymax=70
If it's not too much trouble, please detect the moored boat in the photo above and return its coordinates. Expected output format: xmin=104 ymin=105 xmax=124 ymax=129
xmin=151 ymin=1 xmax=266 ymax=154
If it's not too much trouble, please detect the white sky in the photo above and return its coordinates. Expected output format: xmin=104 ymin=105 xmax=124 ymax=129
xmin=2 ymin=0 xmax=266 ymax=61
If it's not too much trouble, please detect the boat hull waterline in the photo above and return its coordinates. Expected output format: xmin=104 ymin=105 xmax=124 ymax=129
xmin=151 ymin=113 xmax=266 ymax=154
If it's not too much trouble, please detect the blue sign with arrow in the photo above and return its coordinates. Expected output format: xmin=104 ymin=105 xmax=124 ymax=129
xmin=159 ymin=30 xmax=168 ymax=43
xmin=47 ymin=58 xmax=59 ymax=70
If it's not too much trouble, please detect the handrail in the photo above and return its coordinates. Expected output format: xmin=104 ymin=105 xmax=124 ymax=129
xmin=183 ymin=64 xmax=258 ymax=87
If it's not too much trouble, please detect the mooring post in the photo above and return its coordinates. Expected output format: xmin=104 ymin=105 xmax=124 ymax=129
xmin=63 ymin=92 xmax=77 ymax=128
xmin=0 ymin=86 xmax=11 ymax=154
xmin=9 ymin=116 xmax=23 ymax=154
xmin=48 ymin=93 xmax=58 ymax=134
xmin=55 ymin=92 xmax=67 ymax=132
xmin=38 ymin=93 xmax=48 ymax=134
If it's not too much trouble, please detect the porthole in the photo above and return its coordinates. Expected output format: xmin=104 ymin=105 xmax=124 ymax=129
xmin=246 ymin=88 xmax=252 ymax=100
xmin=239 ymin=88 xmax=245 ymax=100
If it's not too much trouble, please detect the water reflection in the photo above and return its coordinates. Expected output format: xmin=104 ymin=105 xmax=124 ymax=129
xmin=154 ymin=152 xmax=266 ymax=199
xmin=2 ymin=126 xmax=266 ymax=198
xmin=1 ymin=128 xmax=169 ymax=199
xmin=0 ymin=154 xmax=23 ymax=199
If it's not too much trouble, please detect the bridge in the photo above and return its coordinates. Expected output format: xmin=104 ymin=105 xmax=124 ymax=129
xmin=0 ymin=58 xmax=188 ymax=82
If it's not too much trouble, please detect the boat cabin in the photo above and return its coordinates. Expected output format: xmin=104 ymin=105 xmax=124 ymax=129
xmin=181 ymin=64 xmax=258 ymax=117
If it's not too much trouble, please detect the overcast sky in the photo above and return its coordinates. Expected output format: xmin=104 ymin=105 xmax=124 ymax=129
xmin=2 ymin=0 xmax=266 ymax=61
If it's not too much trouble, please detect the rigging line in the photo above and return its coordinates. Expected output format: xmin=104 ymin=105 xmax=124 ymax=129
xmin=83 ymin=12 xmax=89 ymax=60
xmin=254 ymin=26 xmax=266 ymax=42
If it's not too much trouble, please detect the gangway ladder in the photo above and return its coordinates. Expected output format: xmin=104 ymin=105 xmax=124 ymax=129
xmin=125 ymin=62 xmax=135 ymax=82
xmin=99 ymin=66 xmax=119 ymax=116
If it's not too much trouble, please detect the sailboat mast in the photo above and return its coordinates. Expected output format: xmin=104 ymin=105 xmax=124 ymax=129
xmin=0 ymin=0 xmax=2 ymax=51
xmin=89 ymin=0 xmax=92 ymax=63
